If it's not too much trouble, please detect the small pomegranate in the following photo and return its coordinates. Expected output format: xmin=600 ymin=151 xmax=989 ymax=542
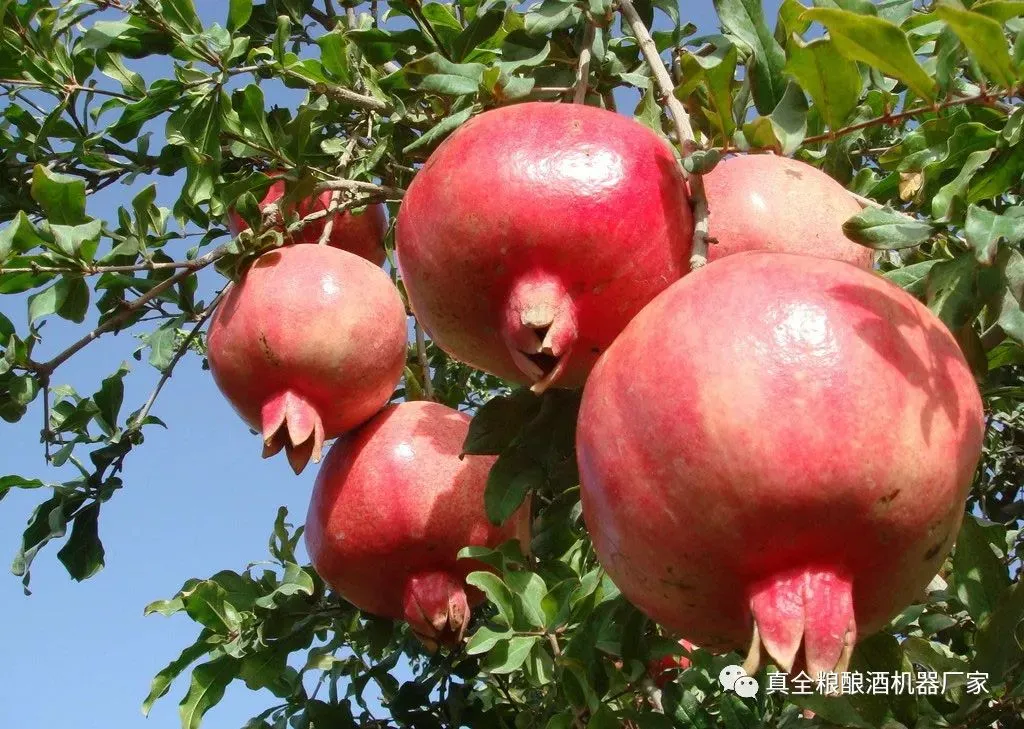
xmin=648 ymin=639 xmax=695 ymax=688
xmin=228 ymin=172 xmax=387 ymax=265
xmin=702 ymin=154 xmax=873 ymax=269
xmin=577 ymin=252 xmax=983 ymax=677
xmin=396 ymin=102 xmax=693 ymax=392
xmin=305 ymin=401 xmax=532 ymax=649
xmin=207 ymin=245 xmax=406 ymax=474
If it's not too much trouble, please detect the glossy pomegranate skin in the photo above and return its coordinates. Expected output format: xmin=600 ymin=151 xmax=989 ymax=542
xmin=702 ymin=154 xmax=873 ymax=269
xmin=207 ymin=245 xmax=406 ymax=473
xmin=305 ymin=401 xmax=532 ymax=645
xmin=228 ymin=175 xmax=387 ymax=265
xmin=577 ymin=252 xmax=983 ymax=674
xmin=396 ymin=102 xmax=694 ymax=391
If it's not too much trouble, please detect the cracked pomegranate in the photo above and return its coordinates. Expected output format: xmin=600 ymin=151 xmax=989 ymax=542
xmin=702 ymin=155 xmax=873 ymax=269
xmin=305 ymin=401 xmax=532 ymax=649
xmin=228 ymin=173 xmax=387 ymax=265
xmin=207 ymin=245 xmax=406 ymax=474
xmin=396 ymin=102 xmax=693 ymax=392
xmin=577 ymin=252 xmax=983 ymax=677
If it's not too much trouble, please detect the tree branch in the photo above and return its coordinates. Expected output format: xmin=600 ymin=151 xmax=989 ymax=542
xmin=315 ymin=179 xmax=405 ymax=198
xmin=415 ymin=322 xmax=435 ymax=401
xmin=617 ymin=0 xmax=710 ymax=270
xmin=572 ymin=22 xmax=596 ymax=105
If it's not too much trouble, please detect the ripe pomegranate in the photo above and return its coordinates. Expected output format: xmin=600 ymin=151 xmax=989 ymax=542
xmin=207 ymin=245 xmax=406 ymax=474
xmin=396 ymin=102 xmax=693 ymax=392
xmin=305 ymin=401 xmax=532 ymax=649
xmin=702 ymin=154 xmax=873 ymax=269
xmin=577 ymin=252 xmax=983 ymax=677
xmin=648 ymin=639 xmax=695 ymax=688
xmin=228 ymin=172 xmax=387 ymax=265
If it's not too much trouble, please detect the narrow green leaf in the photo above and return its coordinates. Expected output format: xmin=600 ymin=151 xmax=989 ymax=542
xmin=784 ymin=36 xmax=861 ymax=131
xmin=884 ymin=259 xmax=939 ymax=297
xmin=802 ymin=8 xmax=937 ymax=100
xmin=404 ymin=105 xmax=476 ymax=153
xmin=182 ymin=581 xmax=241 ymax=633
xmin=714 ymin=0 xmax=787 ymax=113
xmin=842 ymin=207 xmax=934 ymax=249
xmin=965 ymin=205 xmax=1024 ymax=265
xmin=0 ymin=475 xmax=46 ymax=504
xmin=935 ymin=3 xmax=1017 ymax=90
xmin=485 ymin=447 xmax=542 ymax=525
xmin=162 ymin=0 xmax=203 ymax=34
xmin=463 ymin=390 xmax=542 ymax=455
xmin=317 ymin=31 xmax=351 ymax=84
xmin=142 ymin=631 xmax=214 ymax=716
xmin=466 ymin=626 xmax=513 ymax=655
xmin=481 ymin=635 xmax=538 ymax=674
xmin=253 ymin=562 xmax=314 ymax=608
xmin=524 ymin=0 xmax=576 ymax=36
xmin=932 ymin=150 xmax=995 ymax=223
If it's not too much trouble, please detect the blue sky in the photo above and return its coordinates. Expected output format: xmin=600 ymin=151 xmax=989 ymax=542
xmin=0 ymin=1 xmax=743 ymax=727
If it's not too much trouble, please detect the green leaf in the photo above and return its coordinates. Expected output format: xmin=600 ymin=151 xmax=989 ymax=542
xmin=49 ymin=220 xmax=103 ymax=258
xmin=682 ymin=148 xmax=723 ymax=174
xmin=94 ymin=365 xmax=128 ymax=434
xmin=507 ymin=571 xmax=547 ymax=629
xmin=404 ymin=105 xmax=476 ymax=153
xmin=418 ymin=73 xmax=480 ymax=95
xmin=714 ymin=0 xmax=787 ymax=113
xmin=927 ymin=254 xmax=979 ymax=329
xmin=884 ymin=259 xmax=939 ymax=297
xmin=466 ymin=626 xmax=513 ymax=655
xmin=965 ymin=205 xmax=1024 ymax=266
xmin=31 ymin=166 xmax=87 ymax=225
xmin=524 ymin=0 xmax=577 ymax=36
xmin=931 ymin=150 xmax=995 ymax=223
xmin=453 ymin=8 xmax=507 ymax=61
xmin=143 ymin=631 xmax=214 ymax=716
xmin=784 ymin=36 xmax=861 ymax=131
xmin=634 ymin=85 xmax=662 ymax=132
xmin=178 ymin=656 xmax=241 ymax=729
xmin=842 ymin=207 xmax=934 ymax=250
xmin=996 ymin=248 xmax=1024 ymax=343
xmin=768 ymin=81 xmax=808 ymax=155
xmin=0 ymin=475 xmax=46 ymax=504
xmin=0 ymin=212 xmax=47 ymax=262
xmin=485 ymin=447 xmax=543 ymax=525
xmin=975 ymin=579 xmax=1024 ymax=683
xmin=317 ymin=31 xmax=351 ymax=84
xmin=253 ymin=562 xmax=315 ymax=608
xmin=227 ymin=0 xmax=253 ymax=31
xmin=463 ymin=390 xmax=542 ymax=455
xmin=481 ymin=635 xmax=538 ymax=674
xmin=953 ymin=515 xmax=1011 ymax=623
xmin=56 ymin=502 xmax=105 ymax=581
xmin=182 ymin=580 xmax=242 ymax=633
xmin=465 ymin=571 xmax=516 ymax=626
xmin=935 ymin=3 xmax=1017 ymax=89
xmin=802 ymin=8 xmax=937 ymax=100
xmin=162 ymin=0 xmax=203 ymax=34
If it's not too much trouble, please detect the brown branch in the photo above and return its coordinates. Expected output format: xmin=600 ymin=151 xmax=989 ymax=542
xmin=617 ymin=0 xmax=710 ymax=270
xmin=0 ymin=78 xmax=135 ymax=101
xmin=316 ymin=179 xmax=405 ymax=198
xmin=414 ymin=322 xmax=435 ymax=401
xmin=131 ymin=290 xmax=226 ymax=429
xmin=802 ymin=91 xmax=1015 ymax=146
xmin=0 ymin=260 xmax=206 ymax=276
xmin=572 ymin=22 xmax=596 ymax=105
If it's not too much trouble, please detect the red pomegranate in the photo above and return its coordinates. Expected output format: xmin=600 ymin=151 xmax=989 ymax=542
xmin=577 ymin=252 xmax=983 ymax=677
xmin=702 ymin=154 xmax=873 ymax=269
xmin=396 ymin=102 xmax=693 ymax=392
xmin=305 ymin=401 xmax=532 ymax=649
xmin=207 ymin=245 xmax=406 ymax=474
xmin=228 ymin=172 xmax=387 ymax=265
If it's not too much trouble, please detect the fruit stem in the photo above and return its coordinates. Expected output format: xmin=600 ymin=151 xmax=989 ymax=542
xmin=501 ymin=273 xmax=578 ymax=393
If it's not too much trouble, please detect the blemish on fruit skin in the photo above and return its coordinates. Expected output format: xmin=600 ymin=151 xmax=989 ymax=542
xmin=924 ymin=540 xmax=945 ymax=560
xmin=258 ymin=331 xmax=281 ymax=367
xmin=878 ymin=488 xmax=901 ymax=505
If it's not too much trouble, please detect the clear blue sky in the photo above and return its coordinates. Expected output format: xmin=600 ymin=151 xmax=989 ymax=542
xmin=0 ymin=2 xmax=749 ymax=727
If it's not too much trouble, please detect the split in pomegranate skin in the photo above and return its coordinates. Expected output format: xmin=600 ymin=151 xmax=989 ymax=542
xmin=207 ymin=245 xmax=407 ymax=474
xmin=577 ymin=252 xmax=984 ymax=677
xmin=396 ymin=101 xmax=694 ymax=392
xmin=701 ymin=154 xmax=874 ymax=269
xmin=227 ymin=173 xmax=388 ymax=266
xmin=304 ymin=401 xmax=532 ymax=649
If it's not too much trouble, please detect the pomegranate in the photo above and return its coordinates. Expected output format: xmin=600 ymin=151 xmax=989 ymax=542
xmin=207 ymin=245 xmax=406 ymax=474
xmin=305 ymin=401 xmax=532 ymax=649
xmin=702 ymin=154 xmax=873 ymax=269
xmin=577 ymin=252 xmax=983 ymax=677
xmin=228 ymin=172 xmax=387 ymax=265
xmin=396 ymin=102 xmax=693 ymax=392
xmin=647 ymin=639 xmax=695 ymax=688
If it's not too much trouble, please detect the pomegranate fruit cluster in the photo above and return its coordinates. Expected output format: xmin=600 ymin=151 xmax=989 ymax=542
xmin=207 ymin=102 xmax=984 ymax=671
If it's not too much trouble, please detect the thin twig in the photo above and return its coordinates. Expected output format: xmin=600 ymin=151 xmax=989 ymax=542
xmin=346 ymin=6 xmax=357 ymax=29
xmin=415 ymin=322 xmax=435 ymax=401
xmin=0 ymin=78 xmax=135 ymax=101
xmin=131 ymin=290 xmax=226 ymax=430
xmin=0 ymin=260 xmax=209 ymax=276
xmin=618 ymin=0 xmax=710 ymax=270
xmin=572 ymin=22 xmax=596 ymax=105
xmin=316 ymin=179 xmax=405 ymax=198
xmin=546 ymin=632 xmax=561 ymax=657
